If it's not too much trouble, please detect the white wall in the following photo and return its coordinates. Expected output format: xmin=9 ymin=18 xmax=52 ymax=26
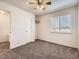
xmin=78 ymin=4 xmax=79 ymax=49
xmin=35 ymin=16 xmax=39 ymax=39
xmin=0 ymin=1 xmax=35 ymax=49
xmin=0 ymin=13 xmax=10 ymax=43
xmin=37 ymin=7 xmax=78 ymax=48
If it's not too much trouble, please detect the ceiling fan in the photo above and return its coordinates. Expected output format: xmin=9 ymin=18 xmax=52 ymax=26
xmin=29 ymin=0 xmax=51 ymax=10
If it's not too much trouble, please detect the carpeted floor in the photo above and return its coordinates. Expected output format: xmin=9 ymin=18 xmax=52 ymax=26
xmin=0 ymin=41 xmax=10 ymax=49
xmin=0 ymin=40 xmax=79 ymax=59
xmin=0 ymin=41 xmax=10 ymax=53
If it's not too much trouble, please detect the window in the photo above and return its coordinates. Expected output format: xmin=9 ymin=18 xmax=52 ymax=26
xmin=51 ymin=15 xmax=72 ymax=33
xmin=51 ymin=16 xmax=59 ymax=32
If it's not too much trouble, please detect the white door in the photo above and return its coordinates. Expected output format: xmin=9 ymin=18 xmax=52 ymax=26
xmin=10 ymin=12 xmax=35 ymax=49
xmin=11 ymin=14 xmax=26 ymax=48
xmin=25 ymin=14 xmax=32 ymax=43
xmin=25 ymin=13 xmax=35 ymax=42
xmin=0 ymin=12 xmax=10 ymax=43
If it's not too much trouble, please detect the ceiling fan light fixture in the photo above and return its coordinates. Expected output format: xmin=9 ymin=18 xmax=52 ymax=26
xmin=37 ymin=5 xmax=44 ymax=10
xmin=37 ymin=5 xmax=43 ymax=8
xmin=29 ymin=0 xmax=51 ymax=10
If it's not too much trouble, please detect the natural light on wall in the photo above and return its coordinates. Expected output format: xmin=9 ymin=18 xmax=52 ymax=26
xmin=0 ymin=10 xmax=6 ymax=14
xmin=51 ymin=15 xmax=72 ymax=33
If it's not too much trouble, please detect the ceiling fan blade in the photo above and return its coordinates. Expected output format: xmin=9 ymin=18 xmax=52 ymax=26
xmin=42 ymin=8 xmax=46 ymax=10
xmin=29 ymin=2 xmax=35 ymax=4
xmin=29 ymin=2 xmax=38 ymax=4
xmin=38 ymin=0 xmax=40 ymax=4
xmin=34 ymin=8 xmax=37 ymax=10
xmin=46 ymin=2 xmax=51 ymax=5
xmin=39 ymin=0 xmax=44 ymax=3
xmin=38 ymin=0 xmax=43 ymax=4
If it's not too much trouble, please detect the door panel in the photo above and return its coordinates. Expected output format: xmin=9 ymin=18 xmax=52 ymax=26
xmin=11 ymin=14 xmax=26 ymax=48
xmin=25 ymin=14 xmax=32 ymax=42
xmin=10 ymin=12 xmax=35 ymax=49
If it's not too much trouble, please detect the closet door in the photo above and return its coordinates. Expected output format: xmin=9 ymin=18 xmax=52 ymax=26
xmin=25 ymin=13 xmax=35 ymax=42
xmin=10 ymin=12 xmax=35 ymax=49
xmin=11 ymin=14 xmax=26 ymax=49
xmin=25 ymin=13 xmax=32 ymax=42
xmin=78 ymin=4 xmax=79 ymax=51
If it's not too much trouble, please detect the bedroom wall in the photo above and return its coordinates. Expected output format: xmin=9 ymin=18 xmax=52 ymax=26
xmin=37 ymin=6 xmax=78 ymax=48
xmin=0 ymin=12 xmax=10 ymax=43
xmin=35 ymin=16 xmax=39 ymax=39
xmin=78 ymin=4 xmax=79 ymax=50
xmin=0 ymin=1 xmax=35 ymax=49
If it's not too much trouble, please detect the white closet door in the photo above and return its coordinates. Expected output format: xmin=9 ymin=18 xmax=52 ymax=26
xmin=25 ymin=13 xmax=35 ymax=42
xmin=25 ymin=13 xmax=32 ymax=43
xmin=10 ymin=12 xmax=35 ymax=49
xmin=11 ymin=14 xmax=26 ymax=49
xmin=0 ymin=13 xmax=10 ymax=43
xmin=31 ymin=14 xmax=35 ymax=41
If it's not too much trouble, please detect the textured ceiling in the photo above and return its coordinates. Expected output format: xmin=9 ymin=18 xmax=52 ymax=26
xmin=0 ymin=0 xmax=78 ymax=15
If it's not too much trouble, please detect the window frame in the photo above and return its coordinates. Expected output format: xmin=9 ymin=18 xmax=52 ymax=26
xmin=51 ymin=14 xmax=72 ymax=34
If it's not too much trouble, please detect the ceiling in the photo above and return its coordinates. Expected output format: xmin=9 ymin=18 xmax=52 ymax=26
xmin=0 ymin=0 xmax=79 ymax=15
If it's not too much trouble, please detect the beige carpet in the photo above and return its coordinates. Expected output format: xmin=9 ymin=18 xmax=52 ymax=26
xmin=0 ymin=40 xmax=79 ymax=59
xmin=0 ymin=41 xmax=10 ymax=53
